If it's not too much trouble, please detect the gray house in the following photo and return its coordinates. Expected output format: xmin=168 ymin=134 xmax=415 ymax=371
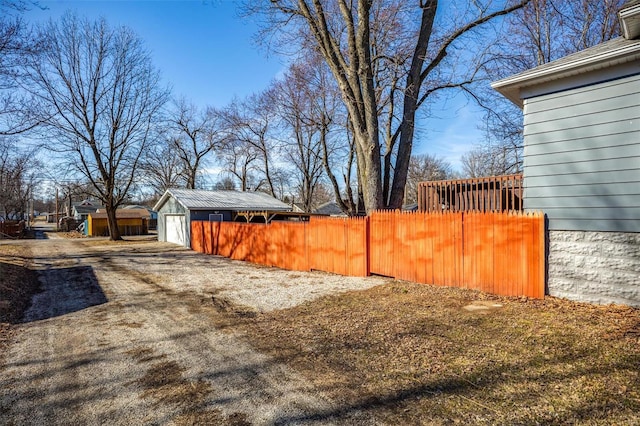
xmin=72 ymin=200 xmax=104 ymax=221
xmin=153 ymin=189 xmax=291 ymax=247
xmin=492 ymin=0 xmax=640 ymax=306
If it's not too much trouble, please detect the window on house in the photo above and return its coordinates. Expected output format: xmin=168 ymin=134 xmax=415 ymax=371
xmin=208 ymin=214 xmax=223 ymax=222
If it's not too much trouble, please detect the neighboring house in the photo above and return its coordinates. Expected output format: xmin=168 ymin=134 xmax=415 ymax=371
xmin=491 ymin=0 xmax=640 ymax=306
xmin=72 ymin=200 xmax=104 ymax=221
xmin=313 ymin=201 xmax=347 ymax=217
xmin=153 ymin=189 xmax=292 ymax=247
xmin=86 ymin=208 xmax=150 ymax=237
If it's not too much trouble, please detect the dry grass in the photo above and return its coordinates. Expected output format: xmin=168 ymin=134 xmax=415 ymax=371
xmin=0 ymin=244 xmax=40 ymax=369
xmin=0 ymin=244 xmax=40 ymax=349
xmin=216 ymin=282 xmax=640 ymax=425
xmin=56 ymin=231 xmax=87 ymax=239
xmin=77 ymin=235 xmax=158 ymax=245
xmin=2 ymin=239 xmax=638 ymax=424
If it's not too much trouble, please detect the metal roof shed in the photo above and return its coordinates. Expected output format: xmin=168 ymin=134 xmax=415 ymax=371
xmin=153 ymin=189 xmax=291 ymax=248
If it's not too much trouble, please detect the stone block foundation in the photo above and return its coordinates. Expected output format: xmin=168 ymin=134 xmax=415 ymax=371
xmin=548 ymin=230 xmax=640 ymax=307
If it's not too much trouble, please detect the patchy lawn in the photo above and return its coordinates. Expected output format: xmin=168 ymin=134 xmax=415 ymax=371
xmin=214 ymin=282 xmax=640 ymax=425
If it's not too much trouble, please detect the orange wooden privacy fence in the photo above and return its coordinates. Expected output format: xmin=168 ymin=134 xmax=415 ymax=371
xmin=369 ymin=210 xmax=545 ymax=298
xmin=191 ymin=216 xmax=369 ymax=277
xmin=191 ymin=210 xmax=545 ymax=298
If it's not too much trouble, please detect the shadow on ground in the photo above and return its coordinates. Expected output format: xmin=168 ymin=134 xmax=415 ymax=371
xmin=0 ymin=262 xmax=41 ymax=324
xmin=21 ymin=265 xmax=107 ymax=323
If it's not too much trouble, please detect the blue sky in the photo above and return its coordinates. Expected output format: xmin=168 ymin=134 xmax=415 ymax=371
xmin=24 ymin=0 xmax=485 ymax=172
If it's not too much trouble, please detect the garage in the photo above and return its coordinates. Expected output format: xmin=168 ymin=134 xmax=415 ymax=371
xmin=154 ymin=188 xmax=292 ymax=248
xmin=165 ymin=215 xmax=185 ymax=246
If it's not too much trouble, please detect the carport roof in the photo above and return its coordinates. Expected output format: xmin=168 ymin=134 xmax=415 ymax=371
xmin=154 ymin=189 xmax=292 ymax=212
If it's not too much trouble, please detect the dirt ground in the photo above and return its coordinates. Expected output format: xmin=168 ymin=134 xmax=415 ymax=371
xmin=0 ymin=236 xmax=388 ymax=425
xmin=1 ymin=236 xmax=639 ymax=425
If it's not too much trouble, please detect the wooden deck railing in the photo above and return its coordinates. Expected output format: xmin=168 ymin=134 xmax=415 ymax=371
xmin=191 ymin=209 xmax=545 ymax=299
xmin=417 ymin=174 xmax=523 ymax=213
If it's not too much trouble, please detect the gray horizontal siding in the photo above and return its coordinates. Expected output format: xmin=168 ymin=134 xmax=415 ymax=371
xmin=526 ymin=156 xmax=639 ymax=176
xmin=525 ymin=134 xmax=638 ymax=157
xmin=525 ymin=196 xmax=639 ymax=209
xmin=525 ymin=74 xmax=640 ymax=115
xmin=534 ymin=207 xmax=640 ymax=221
xmin=526 ymin=91 xmax=640 ymax=123
xmin=523 ymin=121 xmax=639 ymax=145
xmin=522 ymin=72 xmax=640 ymax=232
xmin=525 ymin=182 xmax=638 ymax=198
xmin=525 ymin=106 xmax=638 ymax=136
xmin=525 ymin=169 xmax=639 ymax=186
xmin=549 ymin=219 xmax=639 ymax=233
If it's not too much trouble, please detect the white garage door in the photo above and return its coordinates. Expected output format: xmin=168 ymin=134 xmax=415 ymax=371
xmin=165 ymin=215 xmax=186 ymax=246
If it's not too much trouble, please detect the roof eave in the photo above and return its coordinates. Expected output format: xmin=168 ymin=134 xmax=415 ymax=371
xmin=152 ymin=191 xmax=169 ymax=212
xmin=620 ymin=4 xmax=640 ymax=39
xmin=152 ymin=189 xmax=189 ymax=212
xmin=491 ymin=40 xmax=640 ymax=109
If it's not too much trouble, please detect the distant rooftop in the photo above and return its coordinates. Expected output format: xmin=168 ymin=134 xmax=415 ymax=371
xmin=313 ymin=201 xmax=347 ymax=216
xmin=90 ymin=208 xmax=150 ymax=219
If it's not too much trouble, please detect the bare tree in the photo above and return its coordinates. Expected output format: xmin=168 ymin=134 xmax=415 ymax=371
xmin=217 ymin=136 xmax=260 ymax=192
xmin=272 ymin=53 xmax=361 ymax=215
xmin=477 ymin=0 xmax=624 ymax=171
xmin=251 ymin=0 xmax=529 ymax=212
xmin=168 ymin=98 xmax=225 ymax=189
xmin=404 ymin=153 xmax=453 ymax=204
xmin=0 ymin=137 xmax=39 ymax=220
xmin=268 ymin=62 xmax=330 ymax=212
xmin=21 ymin=14 xmax=168 ymax=240
xmin=460 ymin=142 xmax=521 ymax=178
xmin=220 ymin=93 xmax=285 ymax=197
xmin=0 ymin=2 xmax=50 ymax=135
xmin=213 ymin=176 xmax=236 ymax=191
xmin=0 ymin=3 xmax=30 ymax=135
xmin=139 ymin=139 xmax=184 ymax=195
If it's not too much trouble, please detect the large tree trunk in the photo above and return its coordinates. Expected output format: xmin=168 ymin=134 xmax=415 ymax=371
xmin=355 ymin=133 xmax=383 ymax=213
xmin=388 ymin=3 xmax=437 ymax=210
xmin=105 ymin=201 xmax=122 ymax=241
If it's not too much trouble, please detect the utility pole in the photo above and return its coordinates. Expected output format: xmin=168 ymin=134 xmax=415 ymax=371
xmin=55 ymin=187 xmax=59 ymax=230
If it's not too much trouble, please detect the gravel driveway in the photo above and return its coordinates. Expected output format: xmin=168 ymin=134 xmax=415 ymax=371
xmin=0 ymin=237 xmax=388 ymax=425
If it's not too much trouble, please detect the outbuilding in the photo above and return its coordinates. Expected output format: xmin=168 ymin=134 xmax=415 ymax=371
xmin=491 ymin=0 xmax=640 ymax=306
xmin=86 ymin=208 xmax=150 ymax=237
xmin=153 ymin=189 xmax=292 ymax=247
